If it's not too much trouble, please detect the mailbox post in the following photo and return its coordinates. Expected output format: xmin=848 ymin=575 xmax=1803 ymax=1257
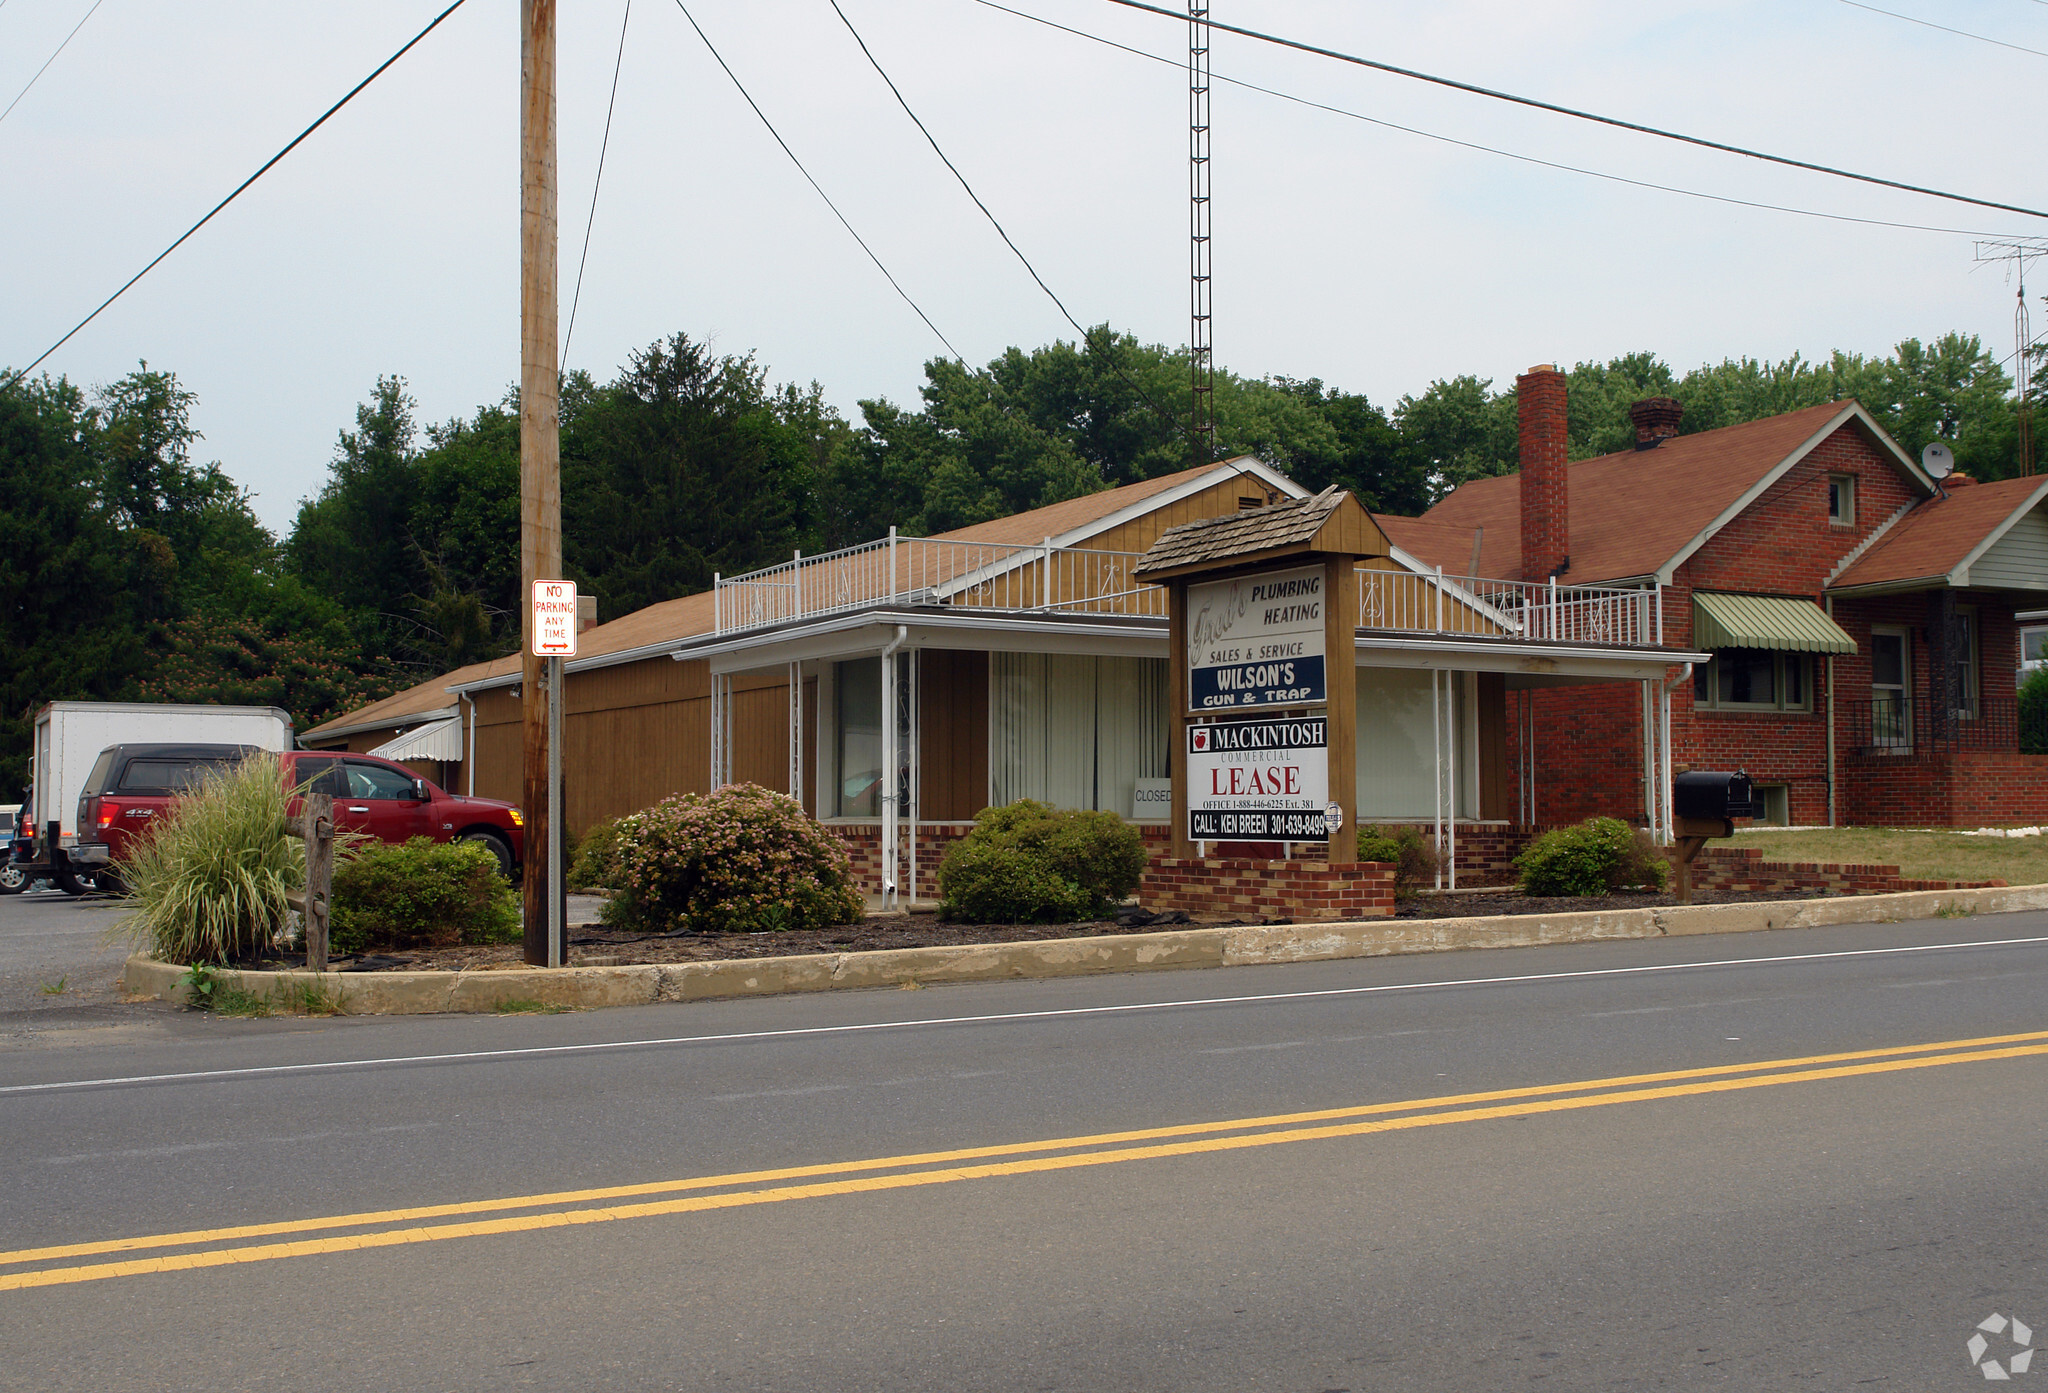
xmin=1668 ymin=770 xmax=1760 ymax=903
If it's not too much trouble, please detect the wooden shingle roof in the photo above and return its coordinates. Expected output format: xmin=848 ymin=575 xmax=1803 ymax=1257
xmin=1135 ymin=488 xmax=1385 ymax=580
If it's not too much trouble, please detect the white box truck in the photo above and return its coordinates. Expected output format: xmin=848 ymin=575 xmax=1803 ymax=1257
xmin=21 ymin=702 xmax=292 ymax=892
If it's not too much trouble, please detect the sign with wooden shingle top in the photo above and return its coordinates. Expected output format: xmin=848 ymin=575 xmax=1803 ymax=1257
xmin=1133 ymin=486 xmax=1387 ymax=583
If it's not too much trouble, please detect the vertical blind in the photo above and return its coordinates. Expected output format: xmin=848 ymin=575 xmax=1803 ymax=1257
xmin=990 ymin=654 xmax=1167 ymax=814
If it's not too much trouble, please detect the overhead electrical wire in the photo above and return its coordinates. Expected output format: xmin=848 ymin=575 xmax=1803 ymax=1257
xmin=0 ymin=0 xmax=106 ymax=128
xmin=973 ymin=0 xmax=2023 ymax=241
xmin=5 ymin=0 xmax=472 ymax=390
xmin=564 ymin=0 xmax=632 ymax=366
xmin=825 ymin=0 xmax=1181 ymax=436
xmin=1837 ymin=0 xmax=2048 ymax=59
xmin=1099 ymin=0 xmax=2048 ymax=222
xmin=671 ymin=0 xmax=963 ymax=361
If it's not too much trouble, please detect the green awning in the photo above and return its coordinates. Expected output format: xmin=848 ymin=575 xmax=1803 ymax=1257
xmin=1693 ymin=592 xmax=1856 ymax=655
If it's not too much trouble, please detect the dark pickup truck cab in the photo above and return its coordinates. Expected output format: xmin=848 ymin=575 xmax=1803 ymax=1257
xmin=41 ymin=745 xmax=525 ymax=893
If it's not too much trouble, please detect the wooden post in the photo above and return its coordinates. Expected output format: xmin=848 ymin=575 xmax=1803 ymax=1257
xmin=1323 ymin=557 xmax=1357 ymax=864
xmin=1168 ymin=578 xmax=1194 ymax=861
xmin=1668 ymin=815 xmax=1732 ymax=904
xmin=303 ymin=792 xmax=333 ymax=971
xmin=519 ymin=0 xmax=561 ymax=966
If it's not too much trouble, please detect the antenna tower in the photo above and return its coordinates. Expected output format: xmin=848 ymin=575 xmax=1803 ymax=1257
xmin=1975 ymin=238 xmax=2048 ymax=476
xmin=1188 ymin=1 xmax=1213 ymax=467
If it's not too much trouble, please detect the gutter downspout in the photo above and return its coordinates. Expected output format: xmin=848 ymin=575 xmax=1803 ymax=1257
xmin=879 ymin=625 xmax=908 ymax=910
xmin=461 ymin=692 xmax=477 ymax=797
xmin=1825 ymin=595 xmax=1838 ymax=828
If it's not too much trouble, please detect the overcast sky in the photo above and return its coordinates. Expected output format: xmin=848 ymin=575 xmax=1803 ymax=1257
xmin=5 ymin=0 xmax=2045 ymax=533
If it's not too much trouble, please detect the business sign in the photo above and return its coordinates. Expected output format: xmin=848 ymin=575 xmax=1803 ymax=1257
xmin=1187 ymin=717 xmax=1331 ymax=841
xmin=1186 ymin=565 xmax=1326 ymax=712
xmin=531 ymin=579 xmax=579 ymax=657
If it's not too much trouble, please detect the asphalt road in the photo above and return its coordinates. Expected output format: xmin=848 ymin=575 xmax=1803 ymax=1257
xmin=2 ymin=899 xmax=2046 ymax=1390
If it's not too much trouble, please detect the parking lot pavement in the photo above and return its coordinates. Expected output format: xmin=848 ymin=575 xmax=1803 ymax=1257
xmin=0 ymin=888 xmax=138 ymax=1032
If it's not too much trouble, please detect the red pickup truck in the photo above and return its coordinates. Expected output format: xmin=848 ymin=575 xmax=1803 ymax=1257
xmin=65 ymin=745 xmax=525 ymax=892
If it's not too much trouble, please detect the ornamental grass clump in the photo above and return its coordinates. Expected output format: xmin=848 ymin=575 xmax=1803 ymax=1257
xmin=604 ymin=784 xmax=863 ymax=934
xmin=938 ymin=800 xmax=1147 ymax=923
xmin=1513 ymin=816 xmax=1670 ymax=897
xmin=119 ymin=753 xmax=301 ymax=965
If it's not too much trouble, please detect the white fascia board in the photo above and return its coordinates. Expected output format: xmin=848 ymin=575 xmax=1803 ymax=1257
xmin=695 ymin=609 xmax=1172 ymax=673
xmin=1355 ymin=636 xmax=1705 ymax=682
xmin=300 ymin=707 xmax=458 ymax=744
xmin=1819 ymin=575 xmax=1948 ymax=599
xmin=1948 ymin=477 xmax=2048 ymax=587
xmin=1655 ymin=403 xmax=1934 ymax=585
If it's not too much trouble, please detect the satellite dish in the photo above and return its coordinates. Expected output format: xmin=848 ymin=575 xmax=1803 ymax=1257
xmin=1923 ymin=441 xmax=1956 ymax=479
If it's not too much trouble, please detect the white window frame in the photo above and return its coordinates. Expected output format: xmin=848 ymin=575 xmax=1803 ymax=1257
xmin=1693 ymin=649 xmax=1812 ymax=713
xmin=1828 ymin=473 xmax=1856 ymax=527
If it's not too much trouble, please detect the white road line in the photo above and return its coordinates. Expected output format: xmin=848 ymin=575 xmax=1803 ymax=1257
xmin=6 ymin=933 xmax=2048 ymax=1098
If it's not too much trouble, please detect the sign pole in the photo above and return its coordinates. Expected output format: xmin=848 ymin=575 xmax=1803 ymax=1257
xmin=1324 ymin=557 xmax=1357 ymax=863
xmin=547 ymin=654 xmax=564 ymax=967
xmin=519 ymin=0 xmax=560 ymax=967
xmin=1168 ymin=579 xmax=1194 ymax=861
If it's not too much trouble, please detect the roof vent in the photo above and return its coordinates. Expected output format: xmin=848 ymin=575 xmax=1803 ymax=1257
xmin=1628 ymin=397 xmax=1684 ymax=450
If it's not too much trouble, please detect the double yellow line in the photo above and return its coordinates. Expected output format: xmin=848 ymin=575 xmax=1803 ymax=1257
xmin=7 ymin=1027 xmax=2047 ymax=1293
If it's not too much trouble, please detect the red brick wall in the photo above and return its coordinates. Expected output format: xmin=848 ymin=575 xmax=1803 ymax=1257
xmin=1518 ymin=367 xmax=1570 ymax=581
xmin=1141 ymin=858 xmax=1396 ymax=921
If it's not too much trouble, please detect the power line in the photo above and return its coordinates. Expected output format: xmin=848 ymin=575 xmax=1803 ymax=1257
xmin=1100 ymin=0 xmax=2048 ymax=222
xmin=670 ymin=0 xmax=962 ymax=362
xmin=5 ymin=0 xmax=473 ymax=390
xmin=1837 ymin=0 xmax=2048 ymax=59
xmin=973 ymin=0 xmax=2022 ymax=241
xmin=0 ymin=0 xmax=105 ymax=128
xmin=826 ymin=0 xmax=1181 ymax=435
xmin=564 ymin=0 xmax=632 ymax=366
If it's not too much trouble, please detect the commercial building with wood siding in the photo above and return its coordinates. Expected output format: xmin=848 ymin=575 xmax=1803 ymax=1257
xmin=302 ymin=453 xmax=1700 ymax=894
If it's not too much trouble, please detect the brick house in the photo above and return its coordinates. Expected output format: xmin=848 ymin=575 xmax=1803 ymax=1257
xmin=1384 ymin=364 xmax=2048 ymax=827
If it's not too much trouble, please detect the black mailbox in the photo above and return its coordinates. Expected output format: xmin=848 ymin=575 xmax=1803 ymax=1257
xmin=1674 ymin=770 xmax=1760 ymax=821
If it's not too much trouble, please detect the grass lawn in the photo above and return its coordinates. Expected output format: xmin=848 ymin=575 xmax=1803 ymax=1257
xmin=1733 ymin=826 xmax=2048 ymax=886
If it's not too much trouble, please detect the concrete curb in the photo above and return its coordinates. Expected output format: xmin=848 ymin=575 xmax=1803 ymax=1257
xmin=120 ymin=882 xmax=2048 ymax=1016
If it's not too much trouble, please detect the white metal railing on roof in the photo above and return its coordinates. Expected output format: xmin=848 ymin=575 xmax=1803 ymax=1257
xmin=1359 ymin=569 xmax=1661 ymax=647
xmin=713 ymin=533 xmax=1665 ymax=649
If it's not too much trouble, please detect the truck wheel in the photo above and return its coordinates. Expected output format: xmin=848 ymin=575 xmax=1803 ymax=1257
xmin=0 ymin=863 xmax=26 ymax=895
xmin=460 ymin=830 xmax=515 ymax=881
xmin=53 ymin=867 xmax=94 ymax=896
xmin=92 ymin=869 xmax=127 ymax=896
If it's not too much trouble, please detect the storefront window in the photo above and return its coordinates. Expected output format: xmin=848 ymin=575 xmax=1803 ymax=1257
xmin=989 ymin=654 xmax=1167 ymax=814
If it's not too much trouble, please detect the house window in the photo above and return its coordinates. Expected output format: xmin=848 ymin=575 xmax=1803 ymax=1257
xmin=1693 ymin=649 xmax=1811 ymax=712
xmin=1828 ymin=474 xmax=1856 ymax=526
xmin=1952 ymin=609 xmax=1980 ymax=719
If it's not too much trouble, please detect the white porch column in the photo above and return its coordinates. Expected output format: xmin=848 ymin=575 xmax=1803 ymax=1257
xmin=788 ymin=661 xmax=803 ymax=804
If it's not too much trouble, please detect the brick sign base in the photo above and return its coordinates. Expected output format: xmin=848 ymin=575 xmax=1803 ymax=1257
xmin=1141 ymin=857 xmax=1396 ymax=921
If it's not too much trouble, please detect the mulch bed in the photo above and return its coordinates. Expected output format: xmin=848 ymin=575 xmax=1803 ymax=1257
xmin=271 ymin=887 xmax=1834 ymax=973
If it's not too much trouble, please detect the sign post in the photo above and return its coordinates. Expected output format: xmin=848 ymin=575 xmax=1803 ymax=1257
xmin=531 ymin=580 xmax=576 ymax=968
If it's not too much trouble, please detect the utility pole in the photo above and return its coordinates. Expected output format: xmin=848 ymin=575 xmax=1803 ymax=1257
xmin=520 ymin=0 xmax=562 ymax=965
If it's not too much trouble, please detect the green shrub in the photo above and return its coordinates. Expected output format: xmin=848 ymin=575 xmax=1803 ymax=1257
xmin=605 ymin=783 xmax=863 ymax=934
xmin=120 ymin=753 xmax=302 ymax=965
xmin=566 ymin=815 xmax=626 ymax=891
xmin=2022 ymin=668 xmax=2048 ymax=755
xmin=1356 ymin=825 xmax=1438 ymax=893
xmin=329 ymin=837 xmax=520 ymax=955
xmin=938 ymin=800 xmax=1147 ymax=923
xmin=1514 ymin=816 xmax=1670 ymax=897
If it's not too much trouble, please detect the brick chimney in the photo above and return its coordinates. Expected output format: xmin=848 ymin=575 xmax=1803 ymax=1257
xmin=1628 ymin=396 xmax=1683 ymax=450
xmin=1518 ymin=364 xmax=1569 ymax=581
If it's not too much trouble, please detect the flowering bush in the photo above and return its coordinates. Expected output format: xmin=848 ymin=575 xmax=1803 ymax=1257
xmin=938 ymin=800 xmax=1146 ymax=923
xmin=604 ymin=784 xmax=863 ymax=934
